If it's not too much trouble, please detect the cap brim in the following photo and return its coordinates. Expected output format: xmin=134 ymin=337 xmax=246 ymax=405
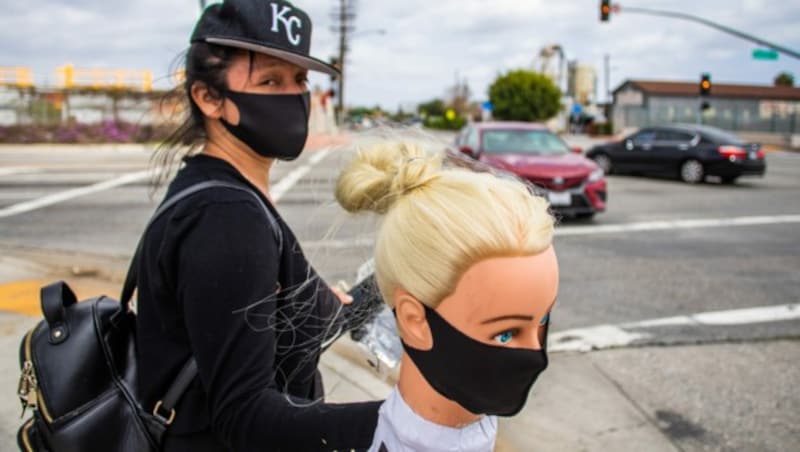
xmin=204 ymin=37 xmax=340 ymax=76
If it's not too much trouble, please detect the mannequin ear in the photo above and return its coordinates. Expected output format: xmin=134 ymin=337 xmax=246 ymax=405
xmin=190 ymin=81 xmax=225 ymax=119
xmin=394 ymin=288 xmax=433 ymax=351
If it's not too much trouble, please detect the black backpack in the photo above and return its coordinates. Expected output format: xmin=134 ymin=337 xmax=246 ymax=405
xmin=16 ymin=181 xmax=283 ymax=452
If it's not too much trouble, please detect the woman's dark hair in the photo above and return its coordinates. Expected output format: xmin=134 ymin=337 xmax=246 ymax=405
xmin=151 ymin=42 xmax=243 ymax=188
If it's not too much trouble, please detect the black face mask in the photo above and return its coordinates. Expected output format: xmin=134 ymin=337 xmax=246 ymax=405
xmin=401 ymin=303 xmax=549 ymax=417
xmin=221 ymin=90 xmax=310 ymax=161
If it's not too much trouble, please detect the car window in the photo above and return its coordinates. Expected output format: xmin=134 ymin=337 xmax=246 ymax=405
xmin=656 ymin=131 xmax=695 ymax=143
xmin=466 ymin=127 xmax=480 ymax=149
xmin=482 ymin=130 xmax=569 ymax=155
xmin=631 ymin=130 xmax=656 ymax=145
xmin=455 ymin=128 xmax=467 ymax=146
xmin=698 ymin=128 xmax=745 ymax=145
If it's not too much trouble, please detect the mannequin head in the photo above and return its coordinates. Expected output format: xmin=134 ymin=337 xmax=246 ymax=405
xmin=336 ymin=140 xmax=554 ymax=308
xmin=336 ymin=138 xmax=557 ymax=423
xmin=396 ymin=249 xmax=558 ymax=354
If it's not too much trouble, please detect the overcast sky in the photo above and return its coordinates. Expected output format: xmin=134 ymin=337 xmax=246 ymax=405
xmin=2 ymin=0 xmax=799 ymax=110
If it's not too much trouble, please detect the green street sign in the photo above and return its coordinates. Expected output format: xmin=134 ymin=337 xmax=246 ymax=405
xmin=753 ymin=49 xmax=779 ymax=60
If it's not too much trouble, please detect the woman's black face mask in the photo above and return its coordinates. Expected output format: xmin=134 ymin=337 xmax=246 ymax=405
xmin=221 ymin=90 xmax=310 ymax=161
xmin=401 ymin=303 xmax=549 ymax=417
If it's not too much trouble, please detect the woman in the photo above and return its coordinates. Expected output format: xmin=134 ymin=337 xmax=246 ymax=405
xmin=335 ymin=140 xmax=557 ymax=451
xmin=135 ymin=1 xmax=380 ymax=450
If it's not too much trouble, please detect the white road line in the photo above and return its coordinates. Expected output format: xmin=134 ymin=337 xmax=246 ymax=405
xmin=549 ymin=325 xmax=651 ymax=353
xmin=0 ymin=169 xmax=159 ymax=218
xmin=304 ymin=236 xmax=375 ymax=250
xmin=550 ymin=304 xmax=800 ymax=352
xmin=0 ymin=167 xmax=39 ymax=177
xmin=272 ymin=150 xmax=330 ymax=202
xmin=0 ymin=150 xmax=329 ymax=218
xmin=301 ymin=214 xmax=800 ymax=250
xmin=555 ymin=214 xmax=800 ymax=237
xmin=621 ymin=304 xmax=800 ymax=328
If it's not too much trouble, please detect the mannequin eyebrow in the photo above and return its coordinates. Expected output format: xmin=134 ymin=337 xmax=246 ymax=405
xmin=480 ymin=297 xmax=558 ymax=325
xmin=480 ymin=315 xmax=534 ymax=324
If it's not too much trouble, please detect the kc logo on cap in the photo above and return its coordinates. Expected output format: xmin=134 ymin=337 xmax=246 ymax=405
xmin=270 ymin=2 xmax=302 ymax=46
xmin=191 ymin=0 xmax=339 ymax=76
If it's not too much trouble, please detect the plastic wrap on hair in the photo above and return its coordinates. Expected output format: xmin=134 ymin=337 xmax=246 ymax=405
xmin=345 ymin=259 xmax=403 ymax=375
xmin=357 ymin=305 xmax=403 ymax=376
xmin=319 ymin=259 xmax=391 ymax=354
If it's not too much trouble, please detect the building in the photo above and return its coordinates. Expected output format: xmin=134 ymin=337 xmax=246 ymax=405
xmin=567 ymin=62 xmax=598 ymax=106
xmin=612 ymin=80 xmax=800 ymax=138
xmin=0 ymin=86 xmax=177 ymax=127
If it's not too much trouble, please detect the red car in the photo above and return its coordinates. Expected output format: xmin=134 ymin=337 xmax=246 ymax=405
xmin=454 ymin=122 xmax=607 ymax=219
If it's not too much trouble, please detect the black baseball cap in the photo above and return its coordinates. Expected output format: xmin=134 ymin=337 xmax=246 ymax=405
xmin=191 ymin=0 xmax=339 ymax=76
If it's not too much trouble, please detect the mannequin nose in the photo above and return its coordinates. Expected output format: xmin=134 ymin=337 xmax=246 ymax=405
xmin=519 ymin=329 xmax=543 ymax=350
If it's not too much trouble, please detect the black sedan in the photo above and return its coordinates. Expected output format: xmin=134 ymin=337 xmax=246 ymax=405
xmin=586 ymin=125 xmax=766 ymax=184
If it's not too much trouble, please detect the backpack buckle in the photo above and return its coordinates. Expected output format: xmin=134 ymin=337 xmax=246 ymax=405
xmin=152 ymin=401 xmax=176 ymax=426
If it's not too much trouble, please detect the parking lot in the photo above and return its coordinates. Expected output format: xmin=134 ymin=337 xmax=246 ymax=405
xmin=0 ymin=139 xmax=798 ymax=451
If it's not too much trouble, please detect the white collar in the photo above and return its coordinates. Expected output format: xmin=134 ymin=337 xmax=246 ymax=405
xmin=373 ymin=387 xmax=498 ymax=452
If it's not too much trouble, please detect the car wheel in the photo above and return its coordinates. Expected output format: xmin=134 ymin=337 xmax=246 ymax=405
xmin=593 ymin=154 xmax=613 ymax=174
xmin=680 ymin=159 xmax=705 ymax=184
xmin=721 ymin=176 xmax=739 ymax=185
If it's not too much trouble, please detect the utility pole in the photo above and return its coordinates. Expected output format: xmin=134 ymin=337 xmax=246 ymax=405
xmin=604 ymin=54 xmax=611 ymax=103
xmin=331 ymin=0 xmax=357 ymax=122
xmin=199 ymin=0 xmax=206 ymax=9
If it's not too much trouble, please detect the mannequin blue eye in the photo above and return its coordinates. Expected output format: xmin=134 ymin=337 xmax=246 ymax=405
xmin=493 ymin=331 xmax=514 ymax=344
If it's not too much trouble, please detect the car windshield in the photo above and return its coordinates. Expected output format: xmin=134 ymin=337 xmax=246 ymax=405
xmin=482 ymin=130 xmax=569 ymax=155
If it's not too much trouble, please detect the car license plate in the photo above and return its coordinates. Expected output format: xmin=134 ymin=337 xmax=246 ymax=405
xmin=548 ymin=191 xmax=571 ymax=206
xmin=748 ymin=152 xmax=757 ymax=160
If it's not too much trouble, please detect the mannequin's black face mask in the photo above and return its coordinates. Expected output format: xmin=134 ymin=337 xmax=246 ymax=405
xmin=401 ymin=303 xmax=549 ymax=416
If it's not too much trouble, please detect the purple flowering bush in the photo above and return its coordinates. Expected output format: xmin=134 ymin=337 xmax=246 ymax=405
xmin=0 ymin=121 xmax=174 ymax=144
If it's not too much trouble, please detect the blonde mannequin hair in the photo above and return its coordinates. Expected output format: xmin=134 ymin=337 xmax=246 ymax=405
xmin=335 ymin=138 xmax=554 ymax=308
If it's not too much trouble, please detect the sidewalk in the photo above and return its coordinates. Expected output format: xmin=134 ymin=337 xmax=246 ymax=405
xmin=0 ymin=248 xmax=678 ymax=452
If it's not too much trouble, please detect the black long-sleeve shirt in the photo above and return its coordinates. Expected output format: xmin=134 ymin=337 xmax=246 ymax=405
xmin=135 ymin=154 xmax=381 ymax=451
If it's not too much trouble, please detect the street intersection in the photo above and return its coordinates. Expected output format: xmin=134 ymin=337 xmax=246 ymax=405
xmin=0 ymin=139 xmax=798 ymax=451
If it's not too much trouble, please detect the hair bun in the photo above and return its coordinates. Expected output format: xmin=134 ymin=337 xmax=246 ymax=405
xmin=335 ymin=140 xmax=442 ymax=214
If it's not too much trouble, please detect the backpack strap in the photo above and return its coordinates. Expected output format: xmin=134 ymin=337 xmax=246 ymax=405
xmin=120 ymin=180 xmax=283 ymax=309
xmin=120 ymin=180 xmax=283 ymax=426
xmin=152 ymin=358 xmax=199 ymax=426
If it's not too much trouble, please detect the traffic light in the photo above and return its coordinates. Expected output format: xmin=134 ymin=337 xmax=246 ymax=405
xmin=700 ymin=73 xmax=712 ymax=96
xmin=329 ymin=57 xmax=340 ymax=82
xmin=600 ymin=0 xmax=611 ymax=22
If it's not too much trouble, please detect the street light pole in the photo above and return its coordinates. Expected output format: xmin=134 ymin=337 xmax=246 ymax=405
xmin=615 ymin=5 xmax=800 ymax=60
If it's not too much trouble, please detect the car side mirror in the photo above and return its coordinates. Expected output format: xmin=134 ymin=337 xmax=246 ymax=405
xmin=570 ymin=146 xmax=583 ymax=155
xmin=459 ymin=146 xmax=476 ymax=158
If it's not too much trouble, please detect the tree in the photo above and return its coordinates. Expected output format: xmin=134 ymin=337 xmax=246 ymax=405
xmin=489 ymin=70 xmax=561 ymax=122
xmin=417 ymin=98 xmax=446 ymax=117
xmin=774 ymin=72 xmax=795 ymax=87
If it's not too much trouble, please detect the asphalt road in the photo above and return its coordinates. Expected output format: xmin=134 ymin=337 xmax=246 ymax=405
xmin=1 ymin=139 xmax=799 ymax=451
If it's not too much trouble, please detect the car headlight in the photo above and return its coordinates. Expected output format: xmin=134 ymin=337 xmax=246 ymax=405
xmin=588 ymin=168 xmax=604 ymax=183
